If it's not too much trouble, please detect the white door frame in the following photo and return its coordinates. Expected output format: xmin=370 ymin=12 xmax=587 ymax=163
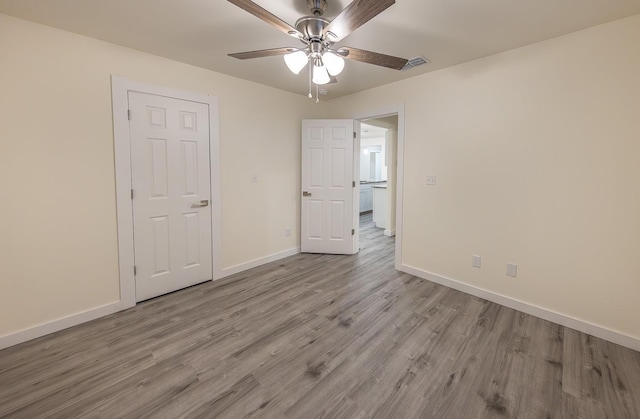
xmin=111 ymin=75 xmax=222 ymax=307
xmin=353 ymin=104 xmax=405 ymax=271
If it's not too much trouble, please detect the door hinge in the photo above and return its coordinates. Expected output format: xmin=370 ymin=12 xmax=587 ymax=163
xmin=352 ymin=229 xmax=355 ymax=236
xmin=130 ymin=189 xmax=134 ymax=200
xmin=352 ymin=181 xmax=356 ymax=188
xmin=127 ymin=109 xmax=131 ymax=120
xmin=353 ymin=132 xmax=356 ymax=139
xmin=133 ymin=265 xmax=137 ymax=276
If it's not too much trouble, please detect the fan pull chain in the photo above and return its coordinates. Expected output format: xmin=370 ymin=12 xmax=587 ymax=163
xmin=308 ymin=64 xmax=313 ymax=99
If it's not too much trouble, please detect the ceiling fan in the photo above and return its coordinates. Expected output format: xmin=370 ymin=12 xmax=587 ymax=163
xmin=227 ymin=0 xmax=408 ymax=100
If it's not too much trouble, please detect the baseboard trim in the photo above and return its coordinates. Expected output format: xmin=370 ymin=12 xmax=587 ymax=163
xmin=401 ymin=264 xmax=640 ymax=352
xmin=1 ymin=248 xmax=301 ymax=350
xmin=219 ymin=247 xmax=300 ymax=279
xmin=384 ymin=229 xmax=396 ymax=237
xmin=0 ymin=300 xmax=133 ymax=351
xmin=8 ymin=258 xmax=633 ymax=352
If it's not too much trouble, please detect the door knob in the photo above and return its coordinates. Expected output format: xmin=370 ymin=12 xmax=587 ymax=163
xmin=191 ymin=200 xmax=209 ymax=208
xmin=303 ymin=191 xmax=312 ymax=197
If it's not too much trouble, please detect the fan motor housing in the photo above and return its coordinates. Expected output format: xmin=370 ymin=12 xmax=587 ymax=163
xmin=307 ymin=0 xmax=328 ymax=16
xmin=295 ymin=16 xmax=330 ymax=40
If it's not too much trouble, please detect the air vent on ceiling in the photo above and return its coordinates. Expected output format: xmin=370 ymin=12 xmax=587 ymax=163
xmin=402 ymin=56 xmax=430 ymax=70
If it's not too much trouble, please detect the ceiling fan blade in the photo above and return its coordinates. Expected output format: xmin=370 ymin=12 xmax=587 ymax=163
xmin=229 ymin=47 xmax=298 ymax=60
xmin=328 ymin=75 xmax=338 ymax=84
xmin=324 ymin=0 xmax=395 ymax=42
xmin=339 ymin=46 xmax=408 ymax=70
xmin=227 ymin=0 xmax=301 ymax=38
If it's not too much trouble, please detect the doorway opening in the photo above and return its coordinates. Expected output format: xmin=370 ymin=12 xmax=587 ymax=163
xmin=358 ymin=115 xmax=398 ymax=242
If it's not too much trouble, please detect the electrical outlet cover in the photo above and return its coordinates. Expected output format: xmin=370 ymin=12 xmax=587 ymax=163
xmin=472 ymin=255 xmax=481 ymax=268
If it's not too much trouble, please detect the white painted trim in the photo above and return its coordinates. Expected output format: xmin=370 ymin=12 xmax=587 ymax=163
xmin=400 ymin=264 xmax=640 ymax=352
xmin=384 ymin=229 xmax=396 ymax=237
xmin=353 ymin=120 xmax=361 ymax=254
xmin=220 ymin=247 xmax=301 ymax=278
xmin=0 ymin=301 xmax=127 ymax=350
xmin=209 ymin=99 xmax=223 ymax=280
xmin=352 ymin=104 xmax=405 ymax=271
xmin=111 ymin=76 xmax=136 ymax=309
xmin=111 ymin=75 xmax=222 ymax=302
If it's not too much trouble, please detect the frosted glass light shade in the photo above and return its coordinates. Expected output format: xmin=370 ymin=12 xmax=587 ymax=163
xmin=323 ymin=52 xmax=345 ymax=76
xmin=312 ymin=65 xmax=331 ymax=85
xmin=284 ymin=51 xmax=308 ymax=74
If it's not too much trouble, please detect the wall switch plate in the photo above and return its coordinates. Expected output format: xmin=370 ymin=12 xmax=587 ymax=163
xmin=251 ymin=174 xmax=258 ymax=183
xmin=426 ymin=175 xmax=437 ymax=186
xmin=472 ymin=255 xmax=481 ymax=268
xmin=506 ymin=263 xmax=518 ymax=278
xmin=285 ymin=227 xmax=292 ymax=237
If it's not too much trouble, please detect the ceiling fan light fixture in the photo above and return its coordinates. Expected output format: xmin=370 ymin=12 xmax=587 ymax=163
xmin=284 ymin=50 xmax=308 ymax=74
xmin=227 ymin=0 xmax=409 ymax=96
xmin=322 ymin=51 xmax=345 ymax=76
xmin=312 ymin=64 xmax=331 ymax=85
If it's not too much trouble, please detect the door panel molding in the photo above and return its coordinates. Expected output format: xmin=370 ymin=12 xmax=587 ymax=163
xmin=111 ymin=76 xmax=222 ymax=307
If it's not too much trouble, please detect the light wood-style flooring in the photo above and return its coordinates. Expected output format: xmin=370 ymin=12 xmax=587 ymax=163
xmin=1 ymin=214 xmax=639 ymax=418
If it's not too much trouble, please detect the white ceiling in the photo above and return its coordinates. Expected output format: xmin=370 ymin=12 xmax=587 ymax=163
xmin=1 ymin=0 xmax=639 ymax=99
xmin=361 ymin=122 xmax=387 ymax=140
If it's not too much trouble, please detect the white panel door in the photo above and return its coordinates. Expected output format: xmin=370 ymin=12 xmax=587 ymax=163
xmin=129 ymin=92 xmax=212 ymax=301
xmin=301 ymin=119 xmax=356 ymax=254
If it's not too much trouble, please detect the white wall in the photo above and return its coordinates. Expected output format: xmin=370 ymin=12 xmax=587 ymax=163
xmin=323 ymin=15 xmax=640 ymax=342
xmin=0 ymin=14 xmax=315 ymax=338
xmin=2 ymin=11 xmax=639 ymax=349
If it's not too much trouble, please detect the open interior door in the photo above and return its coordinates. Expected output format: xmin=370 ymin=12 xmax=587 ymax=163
xmin=301 ymin=119 xmax=358 ymax=254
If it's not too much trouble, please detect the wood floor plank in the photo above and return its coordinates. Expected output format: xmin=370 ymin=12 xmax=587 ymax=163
xmin=0 ymin=352 xmax=157 ymax=418
xmin=1 ymin=213 xmax=638 ymax=418
xmin=49 ymin=360 xmax=199 ymax=419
